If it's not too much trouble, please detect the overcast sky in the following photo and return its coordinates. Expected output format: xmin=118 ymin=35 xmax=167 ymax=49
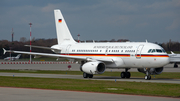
xmin=0 ymin=0 xmax=180 ymax=43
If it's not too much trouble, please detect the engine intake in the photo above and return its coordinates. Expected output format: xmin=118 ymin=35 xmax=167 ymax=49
xmin=137 ymin=67 xmax=164 ymax=75
xmin=81 ymin=61 xmax=106 ymax=74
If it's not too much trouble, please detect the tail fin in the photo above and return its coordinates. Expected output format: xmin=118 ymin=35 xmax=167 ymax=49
xmin=54 ymin=9 xmax=76 ymax=45
xmin=16 ymin=54 xmax=21 ymax=58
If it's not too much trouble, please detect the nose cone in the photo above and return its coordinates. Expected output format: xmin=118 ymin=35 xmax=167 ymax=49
xmin=159 ymin=55 xmax=170 ymax=67
xmin=164 ymin=56 xmax=170 ymax=65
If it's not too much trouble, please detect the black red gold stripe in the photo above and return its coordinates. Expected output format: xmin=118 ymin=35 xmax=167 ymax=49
xmin=136 ymin=54 xmax=169 ymax=57
xmin=60 ymin=53 xmax=169 ymax=58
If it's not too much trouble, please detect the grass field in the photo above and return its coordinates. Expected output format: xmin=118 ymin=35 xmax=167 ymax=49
xmin=0 ymin=76 xmax=180 ymax=97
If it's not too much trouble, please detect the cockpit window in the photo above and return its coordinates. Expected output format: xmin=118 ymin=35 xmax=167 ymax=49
xmin=148 ymin=49 xmax=152 ymax=53
xmin=152 ymin=49 xmax=156 ymax=53
xmin=156 ymin=49 xmax=162 ymax=53
xmin=162 ymin=49 xmax=166 ymax=53
xmin=148 ymin=49 xmax=166 ymax=53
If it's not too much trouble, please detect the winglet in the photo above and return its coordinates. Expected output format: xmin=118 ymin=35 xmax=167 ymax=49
xmin=171 ymin=51 xmax=175 ymax=54
xmin=3 ymin=48 xmax=6 ymax=54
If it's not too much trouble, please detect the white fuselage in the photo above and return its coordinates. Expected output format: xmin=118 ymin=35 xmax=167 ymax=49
xmin=52 ymin=42 xmax=169 ymax=69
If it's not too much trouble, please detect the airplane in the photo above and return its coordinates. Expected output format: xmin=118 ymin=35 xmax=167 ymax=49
xmin=4 ymin=54 xmax=21 ymax=61
xmin=3 ymin=9 xmax=170 ymax=80
xmin=168 ymin=51 xmax=180 ymax=68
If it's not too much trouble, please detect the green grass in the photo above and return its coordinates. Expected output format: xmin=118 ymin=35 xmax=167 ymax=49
xmin=0 ymin=76 xmax=180 ymax=97
xmin=0 ymin=70 xmax=180 ymax=79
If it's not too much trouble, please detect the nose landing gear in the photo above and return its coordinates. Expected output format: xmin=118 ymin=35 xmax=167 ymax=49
xmin=145 ymin=75 xmax=151 ymax=80
xmin=144 ymin=68 xmax=151 ymax=80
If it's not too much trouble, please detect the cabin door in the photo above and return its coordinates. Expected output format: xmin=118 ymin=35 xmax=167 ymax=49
xmin=65 ymin=44 xmax=71 ymax=55
xmin=135 ymin=45 xmax=144 ymax=59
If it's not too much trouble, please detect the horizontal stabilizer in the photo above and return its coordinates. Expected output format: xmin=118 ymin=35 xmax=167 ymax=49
xmin=3 ymin=48 xmax=12 ymax=54
xmin=24 ymin=45 xmax=61 ymax=50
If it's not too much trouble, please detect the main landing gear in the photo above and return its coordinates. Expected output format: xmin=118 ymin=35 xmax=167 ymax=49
xmin=174 ymin=63 xmax=178 ymax=68
xmin=121 ymin=68 xmax=131 ymax=78
xmin=83 ymin=72 xmax=93 ymax=78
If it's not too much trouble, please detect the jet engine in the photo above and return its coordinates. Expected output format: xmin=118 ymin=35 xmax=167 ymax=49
xmin=137 ymin=67 xmax=164 ymax=75
xmin=81 ymin=62 xmax=106 ymax=74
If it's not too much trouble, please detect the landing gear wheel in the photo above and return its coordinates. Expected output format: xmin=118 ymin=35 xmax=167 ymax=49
xmin=148 ymin=76 xmax=151 ymax=80
xmin=121 ymin=72 xmax=126 ymax=78
xmin=145 ymin=75 xmax=151 ymax=80
xmin=121 ymin=72 xmax=131 ymax=78
xmin=83 ymin=72 xmax=89 ymax=78
xmin=174 ymin=63 xmax=178 ymax=68
xmin=126 ymin=72 xmax=131 ymax=78
xmin=89 ymin=74 xmax=93 ymax=78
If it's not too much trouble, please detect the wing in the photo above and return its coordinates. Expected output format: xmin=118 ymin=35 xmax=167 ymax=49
xmin=3 ymin=48 xmax=114 ymax=63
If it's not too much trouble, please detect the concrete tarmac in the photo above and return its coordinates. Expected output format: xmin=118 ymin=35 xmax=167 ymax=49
xmin=0 ymin=73 xmax=180 ymax=84
xmin=0 ymin=87 xmax=179 ymax=101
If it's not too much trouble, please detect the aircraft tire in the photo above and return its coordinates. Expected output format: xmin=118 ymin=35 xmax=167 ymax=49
xmin=121 ymin=72 xmax=126 ymax=78
xmin=145 ymin=75 xmax=151 ymax=80
xmin=89 ymin=74 xmax=93 ymax=78
xmin=148 ymin=76 xmax=151 ymax=80
xmin=126 ymin=72 xmax=131 ymax=78
xmin=174 ymin=63 xmax=178 ymax=68
xmin=83 ymin=72 xmax=89 ymax=78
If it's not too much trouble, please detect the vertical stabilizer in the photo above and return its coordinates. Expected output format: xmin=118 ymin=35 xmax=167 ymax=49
xmin=16 ymin=54 xmax=21 ymax=58
xmin=54 ymin=9 xmax=76 ymax=45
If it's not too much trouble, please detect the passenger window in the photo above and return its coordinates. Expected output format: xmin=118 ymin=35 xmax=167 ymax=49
xmin=148 ymin=49 xmax=152 ymax=53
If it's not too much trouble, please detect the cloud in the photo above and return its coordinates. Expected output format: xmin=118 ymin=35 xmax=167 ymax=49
xmin=0 ymin=0 xmax=180 ymax=43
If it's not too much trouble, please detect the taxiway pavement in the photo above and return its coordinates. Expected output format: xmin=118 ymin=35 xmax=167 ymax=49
xmin=0 ymin=62 xmax=179 ymax=72
xmin=0 ymin=87 xmax=179 ymax=101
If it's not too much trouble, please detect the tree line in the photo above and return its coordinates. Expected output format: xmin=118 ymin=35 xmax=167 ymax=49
xmin=0 ymin=38 xmax=179 ymax=59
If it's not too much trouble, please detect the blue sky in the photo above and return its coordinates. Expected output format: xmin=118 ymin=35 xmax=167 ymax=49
xmin=0 ymin=0 xmax=180 ymax=43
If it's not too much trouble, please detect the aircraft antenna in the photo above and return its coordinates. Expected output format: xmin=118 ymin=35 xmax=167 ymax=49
xmin=29 ymin=23 xmax=32 ymax=63
xmin=78 ymin=34 xmax=80 ymax=43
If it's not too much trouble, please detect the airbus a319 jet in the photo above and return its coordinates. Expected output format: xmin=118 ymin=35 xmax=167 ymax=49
xmin=4 ymin=54 xmax=21 ymax=61
xmin=3 ymin=9 xmax=170 ymax=80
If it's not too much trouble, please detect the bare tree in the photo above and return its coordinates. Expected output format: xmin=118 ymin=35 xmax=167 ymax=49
xmin=19 ymin=37 xmax=27 ymax=42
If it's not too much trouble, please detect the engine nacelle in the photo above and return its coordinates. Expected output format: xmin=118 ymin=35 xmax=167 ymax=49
xmin=81 ymin=62 xmax=106 ymax=74
xmin=137 ymin=67 xmax=164 ymax=75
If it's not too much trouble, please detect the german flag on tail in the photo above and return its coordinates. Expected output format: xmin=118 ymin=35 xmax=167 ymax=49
xmin=58 ymin=19 xmax=62 ymax=23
